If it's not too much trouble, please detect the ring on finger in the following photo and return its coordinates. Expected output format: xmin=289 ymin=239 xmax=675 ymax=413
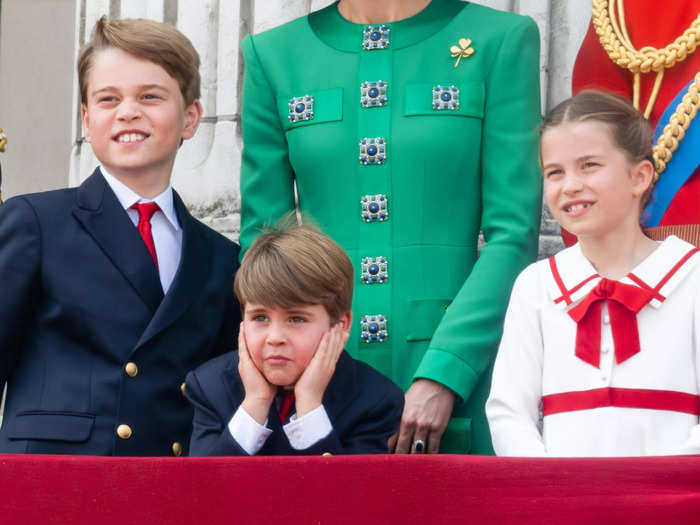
xmin=412 ymin=439 xmax=426 ymax=454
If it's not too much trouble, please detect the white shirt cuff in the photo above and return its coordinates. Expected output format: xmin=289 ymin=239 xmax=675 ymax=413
xmin=228 ymin=406 xmax=272 ymax=455
xmin=283 ymin=404 xmax=333 ymax=450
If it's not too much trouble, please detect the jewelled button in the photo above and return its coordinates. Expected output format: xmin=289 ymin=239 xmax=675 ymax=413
xmin=361 ymin=314 xmax=388 ymax=343
xmin=432 ymin=85 xmax=460 ymax=110
xmin=361 ymin=257 xmax=388 ymax=284
xmin=361 ymin=194 xmax=388 ymax=222
xmin=362 ymin=25 xmax=390 ymax=50
xmin=361 ymin=81 xmax=388 ymax=108
xmin=288 ymin=95 xmax=314 ymax=123
xmin=359 ymin=137 xmax=386 ymax=165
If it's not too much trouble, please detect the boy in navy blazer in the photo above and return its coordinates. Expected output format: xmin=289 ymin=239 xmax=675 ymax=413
xmin=186 ymin=224 xmax=403 ymax=455
xmin=0 ymin=17 xmax=239 ymax=455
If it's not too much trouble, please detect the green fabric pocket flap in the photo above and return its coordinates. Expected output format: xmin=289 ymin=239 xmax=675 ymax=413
xmin=440 ymin=417 xmax=472 ymax=453
xmin=9 ymin=411 xmax=95 ymax=442
xmin=277 ymin=87 xmax=343 ymax=131
xmin=404 ymin=81 xmax=485 ymax=118
xmin=405 ymin=298 xmax=452 ymax=342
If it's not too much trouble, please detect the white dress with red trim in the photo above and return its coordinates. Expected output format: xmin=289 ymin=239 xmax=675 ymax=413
xmin=486 ymin=236 xmax=700 ymax=456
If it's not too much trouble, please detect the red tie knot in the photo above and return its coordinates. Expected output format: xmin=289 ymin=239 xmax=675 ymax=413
xmin=132 ymin=202 xmax=160 ymax=222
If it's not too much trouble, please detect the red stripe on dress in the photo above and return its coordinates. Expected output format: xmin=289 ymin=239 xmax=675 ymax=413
xmin=542 ymin=387 xmax=700 ymax=416
xmin=626 ymin=273 xmax=665 ymax=301
xmin=559 ymin=275 xmax=598 ymax=301
xmin=652 ymin=247 xmax=700 ymax=293
xmin=549 ymin=257 xmax=572 ymax=305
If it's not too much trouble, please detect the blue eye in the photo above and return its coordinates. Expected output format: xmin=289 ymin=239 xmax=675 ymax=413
xmin=251 ymin=314 xmax=268 ymax=322
xmin=290 ymin=316 xmax=307 ymax=324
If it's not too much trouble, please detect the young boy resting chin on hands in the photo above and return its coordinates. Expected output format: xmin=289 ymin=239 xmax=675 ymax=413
xmin=186 ymin=223 xmax=404 ymax=455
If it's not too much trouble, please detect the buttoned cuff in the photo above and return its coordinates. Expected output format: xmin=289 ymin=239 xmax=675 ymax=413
xmin=228 ymin=406 xmax=272 ymax=455
xmin=283 ymin=404 xmax=332 ymax=450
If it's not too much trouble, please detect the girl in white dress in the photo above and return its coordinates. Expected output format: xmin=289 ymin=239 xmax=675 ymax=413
xmin=486 ymin=90 xmax=700 ymax=456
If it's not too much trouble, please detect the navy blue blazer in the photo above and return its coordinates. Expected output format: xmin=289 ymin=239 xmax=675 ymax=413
xmin=186 ymin=350 xmax=404 ymax=455
xmin=0 ymin=168 xmax=240 ymax=455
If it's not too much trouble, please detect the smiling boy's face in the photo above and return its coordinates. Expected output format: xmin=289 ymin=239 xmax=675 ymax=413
xmin=80 ymin=47 xmax=201 ymax=184
xmin=243 ymin=303 xmax=337 ymax=387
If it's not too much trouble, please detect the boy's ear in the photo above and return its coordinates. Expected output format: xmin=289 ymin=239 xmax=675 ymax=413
xmin=631 ymin=159 xmax=655 ymax=197
xmin=181 ymin=99 xmax=203 ymax=141
xmin=336 ymin=311 xmax=353 ymax=333
xmin=80 ymin=103 xmax=91 ymax=143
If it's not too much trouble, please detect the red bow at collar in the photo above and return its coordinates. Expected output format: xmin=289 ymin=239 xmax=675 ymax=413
xmin=567 ymin=278 xmax=655 ymax=368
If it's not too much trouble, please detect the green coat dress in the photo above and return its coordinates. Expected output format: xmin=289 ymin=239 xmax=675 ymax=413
xmin=239 ymin=0 xmax=542 ymax=454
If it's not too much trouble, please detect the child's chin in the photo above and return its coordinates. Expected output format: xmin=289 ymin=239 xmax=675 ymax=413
xmin=264 ymin=374 xmax=298 ymax=388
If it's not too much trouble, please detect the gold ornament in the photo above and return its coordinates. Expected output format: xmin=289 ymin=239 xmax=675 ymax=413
xmin=450 ymin=38 xmax=474 ymax=68
xmin=592 ymin=0 xmax=700 ymax=178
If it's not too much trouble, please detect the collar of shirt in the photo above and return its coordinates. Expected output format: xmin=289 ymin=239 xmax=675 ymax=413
xmin=99 ymin=165 xmax=181 ymax=232
xmin=545 ymin=235 xmax=700 ymax=311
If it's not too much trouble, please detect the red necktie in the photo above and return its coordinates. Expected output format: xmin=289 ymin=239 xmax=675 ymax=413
xmin=278 ymin=389 xmax=295 ymax=423
xmin=567 ymin=278 xmax=655 ymax=368
xmin=131 ymin=202 xmax=160 ymax=269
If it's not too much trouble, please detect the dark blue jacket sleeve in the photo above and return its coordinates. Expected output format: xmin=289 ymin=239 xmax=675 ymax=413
xmin=0 ymin=197 xmax=41 ymax=385
xmin=186 ymin=368 xmax=249 ymax=456
xmin=301 ymin=386 xmax=404 ymax=455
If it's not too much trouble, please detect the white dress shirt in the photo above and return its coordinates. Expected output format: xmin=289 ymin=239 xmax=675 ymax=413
xmin=487 ymin=236 xmax=700 ymax=457
xmin=101 ymin=167 xmax=182 ymax=294
xmin=228 ymin=404 xmax=333 ymax=455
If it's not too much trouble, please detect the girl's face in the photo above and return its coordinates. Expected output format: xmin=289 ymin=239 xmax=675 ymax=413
xmin=541 ymin=120 xmax=652 ymax=242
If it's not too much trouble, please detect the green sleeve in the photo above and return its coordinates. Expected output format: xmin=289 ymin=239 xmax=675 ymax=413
xmin=238 ymin=35 xmax=296 ymax=256
xmin=413 ymin=16 xmax=543 ymax=402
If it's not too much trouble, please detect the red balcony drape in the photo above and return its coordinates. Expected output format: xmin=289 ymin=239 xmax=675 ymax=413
xmin=2 ymin=454 xmax=699 ymax=524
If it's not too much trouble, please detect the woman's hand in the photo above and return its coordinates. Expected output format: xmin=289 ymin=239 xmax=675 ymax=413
xmin=389 ymin=378 xmax=455 ymax=454
xmin=238 ymin=323 xmax=276 ymax=425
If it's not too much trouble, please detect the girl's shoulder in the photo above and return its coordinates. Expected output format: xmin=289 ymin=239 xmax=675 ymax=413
xmin=627 ymin=236 xmax=700 ymax=304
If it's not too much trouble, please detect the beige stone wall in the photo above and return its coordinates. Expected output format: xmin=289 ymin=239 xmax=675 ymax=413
xmin=0 ymin=0 xmax=76 ymax=199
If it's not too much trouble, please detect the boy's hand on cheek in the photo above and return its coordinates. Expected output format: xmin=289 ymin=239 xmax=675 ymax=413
xmin=238 ymin=324 xmax=276 ymax=425
xmin=294 ymin=324 xmax=347 ymax=418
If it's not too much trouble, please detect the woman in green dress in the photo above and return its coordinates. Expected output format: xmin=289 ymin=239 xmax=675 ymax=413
xmin=239 ymin=0 xmax=542 ymax=454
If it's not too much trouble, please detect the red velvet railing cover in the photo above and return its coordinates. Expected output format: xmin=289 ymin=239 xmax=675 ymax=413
xmin=2 ymin=454 xmax=700 ymax=524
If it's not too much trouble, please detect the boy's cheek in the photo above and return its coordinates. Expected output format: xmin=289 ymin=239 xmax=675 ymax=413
xmin=243 ymin=327 xmax=264 ymax=368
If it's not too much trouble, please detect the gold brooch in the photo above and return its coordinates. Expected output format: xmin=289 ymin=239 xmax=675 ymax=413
xmin=450 ymin=38 xmax=474 ymax=68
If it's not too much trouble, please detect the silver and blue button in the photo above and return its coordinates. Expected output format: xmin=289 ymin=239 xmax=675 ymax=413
xmin=359 ymin=137 xmax=386 ymax=165
xmin=432 ymin=86 xmax=460 ymax=110
xmin=288 ymin=95 xmax=314 ymax=122
xmin=361 ymin=81 xmax=388 ymax=108
xmin=362 ymin=25 xmax=390 ymax=50
xmin=361 ymin=257 xmax=388 ymax=284
xmin=361 ymin=314 xmax=388 ymax=343
xmin=361 ymin=194 xmax=388 ymax=222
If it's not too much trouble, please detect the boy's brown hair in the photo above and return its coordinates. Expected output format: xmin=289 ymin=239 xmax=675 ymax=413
xmin=78 ymin=16 xmax=200 ymax=105
xmin=235 ymin=220 xmax=354 ymax=323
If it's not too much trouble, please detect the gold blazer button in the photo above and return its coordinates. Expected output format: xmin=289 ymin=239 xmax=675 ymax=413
xmin=117 ymin=424 xmax=132 ymax=439
xmin=125 ymin=362 xmax=138 ymax=377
